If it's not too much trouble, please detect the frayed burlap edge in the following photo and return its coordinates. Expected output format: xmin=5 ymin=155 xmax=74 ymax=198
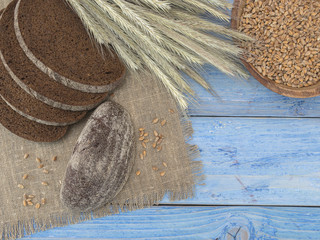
xmin=1 ymin=110 xmax=203 ymax=240
xmin=0 ymin=1 xmax=203 ymax=238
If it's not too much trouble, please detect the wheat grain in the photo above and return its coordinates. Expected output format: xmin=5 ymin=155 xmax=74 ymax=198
xmin=240 ymin=0 xmax=320 ymax=87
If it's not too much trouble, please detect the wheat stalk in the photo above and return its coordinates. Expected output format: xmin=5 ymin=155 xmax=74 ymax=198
xmin=66 ymin=0 xmax=249 ymax=109
xmin=170 ymin=0 xmax=230 ymax=21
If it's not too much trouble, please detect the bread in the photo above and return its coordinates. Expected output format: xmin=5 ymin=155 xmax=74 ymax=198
xmin=60 ymin=101 xmax=135 ymax=211
xmin=0 ymin=0 xmax=111 ymax=111
xmin=0 ymin=52 xmax=87 ymax=126
xmin=0 ymin=0 xmax=128 ymax=143
xmin=0 ymin=96 xmax=68 ymax=142
xmin=0 ymin=4 xmax=64 ymax=142
xmin=15 ymin=0 xmax=126 ymax=93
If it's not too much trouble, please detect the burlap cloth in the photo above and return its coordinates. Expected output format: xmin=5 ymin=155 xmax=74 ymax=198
xmin=0 ymin=2 xmax=202 ymax=238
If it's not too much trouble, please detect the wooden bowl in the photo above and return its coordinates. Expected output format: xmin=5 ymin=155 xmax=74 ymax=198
xmin=231 ymin=0 xmax=320 ymax=98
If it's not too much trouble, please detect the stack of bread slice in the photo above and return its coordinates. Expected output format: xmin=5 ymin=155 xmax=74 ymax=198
xmin=0 ymin=0 xmax=126 ymax=142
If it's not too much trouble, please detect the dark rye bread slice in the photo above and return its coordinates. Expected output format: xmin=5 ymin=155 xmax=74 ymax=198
xmin=0 ymin=1 xmax=111 ymax=112
xmin=15 ymin=0 xmax=126 ymax=93
xmin=0 ymin=97 xmax=68 ymax=142
xmin=0 ymin=6 xmax=67 ymax=141
xmin=0 ymin=53 xmax=87 ymax=126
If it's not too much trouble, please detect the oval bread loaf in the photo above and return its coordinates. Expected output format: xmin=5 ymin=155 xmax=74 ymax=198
xmin=60 ymin=101 xmax=135 ymax=211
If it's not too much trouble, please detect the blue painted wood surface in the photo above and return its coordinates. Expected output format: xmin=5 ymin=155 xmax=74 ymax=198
xmin=18 ymin=1 xmax=320 ymax=236
xmin=164 ymin=117 xmax=320 ymax=206
xmin=21 ymin=75 xmax=320 ymax=239
xmin=23 ymin=206 xmax=320 ymax=239
xmin=188 ymin=66 xmax=320 ymax=117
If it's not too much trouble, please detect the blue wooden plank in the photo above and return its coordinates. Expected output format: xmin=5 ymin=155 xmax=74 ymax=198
xmin=18 ymin=116 xmax=320 ymax=239
xmin=161 ymin=117 xmax=320 ymax=206
xmin=21 ymin=206 xmax=320 ymax=239
xmin=187 ymin=65 xmax=320 ymax=118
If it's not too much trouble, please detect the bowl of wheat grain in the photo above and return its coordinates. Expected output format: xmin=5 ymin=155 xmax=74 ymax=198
xmin=231 ymin=0 xmax=320 ymax=98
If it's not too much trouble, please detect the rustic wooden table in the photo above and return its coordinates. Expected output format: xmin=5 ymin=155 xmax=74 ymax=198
xmin=12 ymin=0 xmax=319 ymax=237
xmin=20 ymin=63 xmax=320 ymax=239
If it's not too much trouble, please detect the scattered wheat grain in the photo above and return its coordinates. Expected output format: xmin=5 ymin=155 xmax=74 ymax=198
xmin=157 ymin=146 xmax=162 ymax=152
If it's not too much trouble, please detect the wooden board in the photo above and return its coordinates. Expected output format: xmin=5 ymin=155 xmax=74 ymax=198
xmin=164 ymin=117 xmax=320 ymax=205
xmin=14 ymin=0 xmax=320 ymax=238
xmin=18 ymin=78 xmax=320 ymax=239
xmin=187 ymin=67 xmax=320 ymax=117
xmin=21 ymin=116 xmax=320 ymax=239
xmin=17 ymin=71 xmax=320 ymax=239
xmin=23 ymin=206 xmax=320 ymax=239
